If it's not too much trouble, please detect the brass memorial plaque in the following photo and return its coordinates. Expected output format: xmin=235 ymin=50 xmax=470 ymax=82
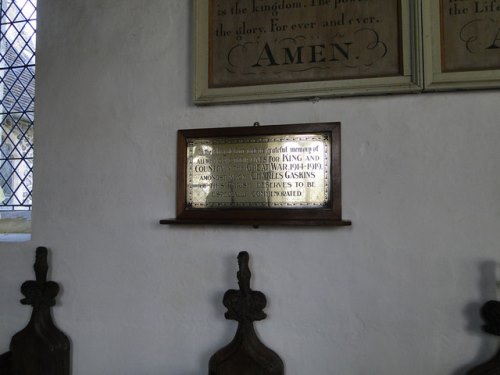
xmin=187 ymin=134 xmax=330 ymax=208
xmin=162 ymin=123 xmax=349 ymax=226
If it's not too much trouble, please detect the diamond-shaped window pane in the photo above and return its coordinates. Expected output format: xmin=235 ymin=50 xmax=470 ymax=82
xmin=0 ymin=0 xmax=36 ymax=211
xmin=1 ymin=67 xmax=36 ymax=113
xmin=1 ymin=0 xmax=36 ymax=24
xmin=1 ymin=157 xmax=33 ymax=205
xmin=1 ymin=115 xmax=34 ymax=159
xmin=0 ymin=23 xmax=36 ymax=67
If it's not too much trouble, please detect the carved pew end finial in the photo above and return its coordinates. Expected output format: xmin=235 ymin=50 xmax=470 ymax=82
xmin=209 ymin=252 xmax=284 ymax=375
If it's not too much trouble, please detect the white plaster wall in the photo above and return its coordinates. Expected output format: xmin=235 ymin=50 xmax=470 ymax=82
xmin=1 ymin=1 xmax=499 ymax=374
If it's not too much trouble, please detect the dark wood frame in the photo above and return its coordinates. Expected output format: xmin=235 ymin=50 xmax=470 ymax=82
xmin=161 ymin=122 xmax=351 ymax=227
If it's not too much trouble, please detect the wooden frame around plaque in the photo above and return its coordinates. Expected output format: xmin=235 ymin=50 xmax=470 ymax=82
xmin=423 ymin=0 xmax=500 ymax=90
xmin=194 ymin=0 xmax=423 ymax=104
xmin=160 ymin=123 xmax=350 ymax=226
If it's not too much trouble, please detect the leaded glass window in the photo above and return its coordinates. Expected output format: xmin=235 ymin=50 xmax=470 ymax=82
xmin=0 ymin=0 xmax=35 ymax=230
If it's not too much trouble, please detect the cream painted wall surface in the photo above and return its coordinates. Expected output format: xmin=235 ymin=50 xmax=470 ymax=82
xmin=0 ymin=0 xmax=499 ymax=374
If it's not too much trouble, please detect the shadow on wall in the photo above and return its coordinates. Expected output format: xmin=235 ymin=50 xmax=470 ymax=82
xmin=176 ymin=346 xmax=214 ymax=375
xmin=452 ymin=260 xmax=499 ymax=375
xmin=180 ymin=253 xmax=244 ymax=375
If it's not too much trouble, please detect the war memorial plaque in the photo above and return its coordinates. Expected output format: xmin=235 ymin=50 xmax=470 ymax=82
xmin=161 ymin=123 xmax=350 ymax=226
xmin=187 ymin=134 xmax=330 ymax=209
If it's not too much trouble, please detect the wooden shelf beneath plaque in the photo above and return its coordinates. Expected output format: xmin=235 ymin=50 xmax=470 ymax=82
xmin=163 ymin=122 xmax=351 ymax=227
xmin=160 ymin=218 xmax=351 ymax=227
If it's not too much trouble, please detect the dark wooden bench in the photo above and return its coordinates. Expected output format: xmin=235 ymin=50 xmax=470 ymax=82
xmin=209 ymin=251 xmax=284 ymax=375
xmin=3 ymin=247 xmax=500 ymax=374
xmin=0 ymin=247 xmax=70 ymax=375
